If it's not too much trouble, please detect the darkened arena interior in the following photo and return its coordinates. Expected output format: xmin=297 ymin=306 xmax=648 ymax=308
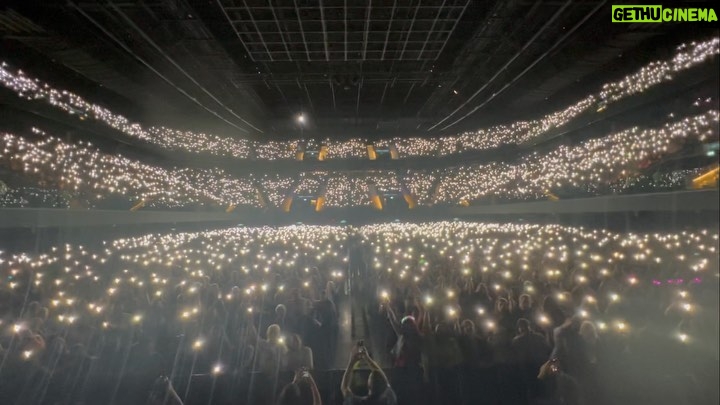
xmin=0 ymin=1 xmax=718 ymax=404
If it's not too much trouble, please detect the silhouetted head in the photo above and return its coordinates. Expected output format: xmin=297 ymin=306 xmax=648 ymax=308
xmin=519 ymin=294 xmax=532 ymax=310
xmin=478 ymin=284 xmax=489 ymax=295
xmin=287 ymin=334 xmax=302 ymax=351
xmin=517 ymin=318 xmax=531 ymax=335
xmin=497 ymin=298 xmax=509 ymax=313
xmin=434 ymin=323 xmax=451 ymax=337
xmin=461 ymin=319 xmax=476 ymax=335
xmin=579 ymin=320 xmax=598 ymax=343
xmin=267 ymin=324 xmax=281 ymax=343
xmin=400 ymin=316 xmax=419 ymax=336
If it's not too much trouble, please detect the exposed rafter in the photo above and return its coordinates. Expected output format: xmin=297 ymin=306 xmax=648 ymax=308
xmin=5 ymin=0 xmax=681 ymax=138
xmin=243 ymin=0 xmax=273 ymax=61
xmin=268 ymin=0 xmax=292 ymax=61
xmin=362 ymin=0 xmax=373 ymax=60
xmin=319 ymin=0 xmax=330 ymax=61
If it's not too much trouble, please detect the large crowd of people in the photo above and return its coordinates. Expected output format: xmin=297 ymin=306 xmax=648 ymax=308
xmin=0 ymin=185 xmax=71 ymax=209
xmin=1 ymin=8 xmax=718 ymax=405
xmin=0 ymin=34 xmax=718 ymax=404
xmin=1 ymin=106 xmax=716 ymax=210
xmin=0 ymin=225 xmax=347 ymax=404
xmin=0 ymin=221 xmax=717 ymax=404
xmin=4 ymin=164 xmax=700 ymax=211
xmin=296 ymin=172 xmax=328 ymax=196
xmin=433 ymin=109 xmax=718 ymax=204
xmin=401 ymin=170 xmax=438 ymax=206
xmin=1 ymin=38 xmax=717 ymax=160
xmin=324 ymin=174 xmax=370 ymax=208
xmin=0 ymin=128 xmax=259 ymax=209
xmin=361 ymin=222 xmax=719 ymax=404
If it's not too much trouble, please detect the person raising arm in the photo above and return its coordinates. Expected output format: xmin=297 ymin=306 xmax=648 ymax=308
xmin=277 ymin=368 xmax=322 ymax=405
xmin=341 ymin=343 xmax=396 ymax=405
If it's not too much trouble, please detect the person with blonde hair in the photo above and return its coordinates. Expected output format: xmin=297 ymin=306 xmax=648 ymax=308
xmin=256 ymin=324 xmax=288 ymax=375
xmin=284 ymin=333 xmax=314 ymax=371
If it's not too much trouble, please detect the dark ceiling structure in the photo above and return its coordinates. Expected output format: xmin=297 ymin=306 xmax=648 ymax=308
xmin=0 ymin=0 xmax=708 ymax=140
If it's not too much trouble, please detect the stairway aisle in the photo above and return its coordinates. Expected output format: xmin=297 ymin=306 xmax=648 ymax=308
xmin=331 ymin=294 xmax=366 ymax=369
xmin=332 ymin=243 xmax=391 ymax=369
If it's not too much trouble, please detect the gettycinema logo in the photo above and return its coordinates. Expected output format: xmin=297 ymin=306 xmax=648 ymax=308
xmin=612 ymin=5 xmax=718 ymax=22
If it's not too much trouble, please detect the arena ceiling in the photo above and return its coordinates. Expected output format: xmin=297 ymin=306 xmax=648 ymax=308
xmin=0 ymin=0 xmax=706 ymax=140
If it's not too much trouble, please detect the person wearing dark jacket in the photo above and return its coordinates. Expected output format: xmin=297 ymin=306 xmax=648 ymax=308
xmin=512 ymin=318 xmax=551 ymax=403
